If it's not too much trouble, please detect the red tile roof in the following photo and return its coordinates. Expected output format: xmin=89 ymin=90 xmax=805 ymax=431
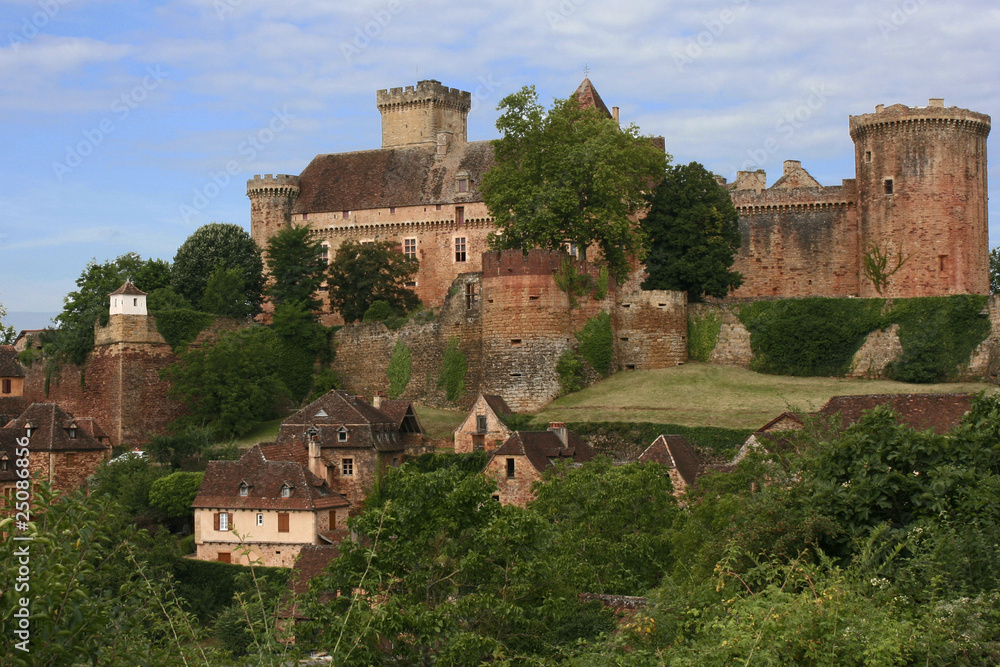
xmin=817 ymin=393 xmax=973 ymax=434
xmin=0 ymin=346 xmax=25 ymax=378
xmin=274 ymin=390 xmax=405 ymax=453
xmin=377 ymin=399 xmax=423 ymax=434
xmin=193 ymin=446 xmax=350 ymax=511
xmin=491 ymin=429 xmax=594 ymax=474
xmin=109 ymin=281 xmax=147 ymax=296
xmin=573 ymin=78 xmax=613 ymax=118
xmin=3 ymin=403 xmax=109 ymax=452
xmin=638 ymin=435 xmax=703 ymax=488
xmin=482 ymin=395 xmax=513 ymax=417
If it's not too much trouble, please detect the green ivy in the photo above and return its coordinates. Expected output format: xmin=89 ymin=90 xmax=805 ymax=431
xmin=688 ymin=310 xmax=723 ymax=362
xmin=887 ymin=295 xmax=990 ymax=383
xmin=556 ymin=349 xmax=586 ymax=395
xmin=153 ymin=308 xmax=215 ymax=351
xmin=593 ymin=267 xmax=610 ymax=301
xmin=386 ymin=339 xmax=412 ymax=399
xmin=438 ymin=337 xmax=467 ymax=402
xmin=576 ymin=311 xmax=613 ymax=376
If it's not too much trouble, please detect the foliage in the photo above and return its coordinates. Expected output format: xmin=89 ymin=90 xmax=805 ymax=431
xmin=575 ymin=310 xmax=614 ymax=376
xmin=149 ymin=471 xmax=205 ymax=518
xmin=146 ymin=425 xmax=215 ymax=469
xmin=499 ymin=412 xmax=538 ymax=431
xmin=162 ymin=326 xmax=291 ymax=438
xmin=199 ymin=265 xmax=256 ymax=318
xmin=272 ymin=300 xmax=329 ymax=402
xmin=886 ymin=295 xmax=990 ymax=383
xmin=739 ymin=297 xmax=886 ymax=376
xmin=172 ymin=557 xmax=289 ymax=624
xmin=405 ymin=451 xmax=491 ymax=475
xmin=556 ymin=349 xmax=586 ymax=395
xmin=554 ymin=257 xmax=599 ymax=308
xmin=566 ymin=421 xmax=752 ymax=462
xmin=481 ymin=85 xmax=669 ymax=282
xmin=327 ymin=240 xmax=420 ymax=323
xmin=51 ymin=252 xmax=163 ymax=365
xmin=264 ymin=224 xmax=328 ymax=312
xmin=0 ymin=298 xmax=15 ymax=345
xmin=687 ymin=310 xmax=722 ymax=362
xmin=146 ymin=285 xmax=192 ymax=311
xmin=641 ymin=162 xmax=743 ymax=301
xmin=362 ymin=299 xmax=394 ymax=322
xmin=171 ymin=222 xmax=265 ymax=315
xmin=863 ymin=240 xmax=910 ymax=295
xmin=153 ymin=307 xmax=215 ymax=351
xmin=991 ymin=247 xmax=1000 ymax=295
xmin=386 ymin=339 xmax=412 ymax=399
xmin=308 ymin=367 xmax=341 ymax=401
xmin=437 ymin=337 xmax=467 ymax=402
xmin=88 ymin=455 xmax=170 ymax=519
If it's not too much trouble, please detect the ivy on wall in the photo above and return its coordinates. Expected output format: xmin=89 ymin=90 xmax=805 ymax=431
xmin=154 ymin=309 xmax=215 ymax=351
xmin=688 ymin=311 xmax=723 ymax=362
xmin=386 ymin=339 xmax=412 ymax=399
xmin=575 ymin=311 xmax=613 ymax=376
xmin=438 ymin=337 xmax=467 ymax=402
xmin=887 ymin=296 xmax=990 ymax=383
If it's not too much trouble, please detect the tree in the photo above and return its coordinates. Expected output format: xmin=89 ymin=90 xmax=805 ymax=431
xmin=0 ymin=299 xmax=14 ymax=345
xmin=171 ymin=223 xmax=265 ymax=315
xmin=480 ymin=85 xmax=668 ymax=281
xmin=146 ymin=426 xmax=214 ymax=469
xmin=990 ymin=247 xmax=1000 ymax=294
xmin=149 ymin=471 xmax=205 ymax=518
xmin=161 ymin=326 xmax=291 ymax=437
xmin=265 ymin=225 xmax=328 ymax=312
xmin=199 ymin=266 xmax=255 ymax=319
xmin=326 ymin=240 xmax=420 ymax=323
xmin=641 ymin=162 xmax=743 ymax=301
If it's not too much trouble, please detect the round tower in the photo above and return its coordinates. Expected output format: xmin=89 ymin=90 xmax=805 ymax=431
xmin=246 ymin=174 xmax=300 ymax=248
xmin=850 ymin=99 xmax=990 ymax=297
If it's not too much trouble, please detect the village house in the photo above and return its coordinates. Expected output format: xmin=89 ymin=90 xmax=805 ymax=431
xmin=637 ymin=434 xmax=705 ymax=497
xmin=0 ymin=403 xmax=111 ymax=495
xmin=0 ymin=346 xmax=27 ymax=426
xmin=453 ymin=393 xmax=514 ymax=454
xmin=484 ymin=422 xmax=595 ymax=506
xmin=260 ymin=390 xmax=422 ymax=508
xmin=191 ymin=445 xmax=351 ymax=568
xmin=817 ymin=393 xmax=973 ymax=433
xmin=732 ymin=412 xmax=806 ymax=465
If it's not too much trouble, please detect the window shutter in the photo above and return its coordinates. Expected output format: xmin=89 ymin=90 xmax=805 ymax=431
xmin=329 ymin=509 xmax=337 ymax=529
xmin=278 ymin=513 xmax=289 ymax=533
xmin=214 ymin=512 xmax=220 ymax=531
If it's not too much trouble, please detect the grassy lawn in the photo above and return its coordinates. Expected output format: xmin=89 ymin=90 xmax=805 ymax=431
xmin=536 ymin=362 xmax=991 ymax=430
xmin=229 ymin=417 xmax=284 ymax=448
xmin=413 ymin=403 xmax=466 ymax=440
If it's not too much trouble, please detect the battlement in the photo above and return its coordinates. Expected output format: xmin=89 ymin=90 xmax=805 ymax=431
xmin=850 ymin=99 xmax=991 ymax=139
xmin=247 ymin=174 xmax=301 ymax=195
xmin=376 ymin=80 xmax=472 ymax=111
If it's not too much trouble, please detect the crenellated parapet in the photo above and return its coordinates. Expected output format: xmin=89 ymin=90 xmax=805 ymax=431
xmin=247 ymin=174 xmax=301 ymax=248
xmin=849 ymin=100 xmax=990 ymax=140
xmin=376 ymin=80 xmax=471 ymax=113
xmin=246 ymin=173 xmax=301 ymax=197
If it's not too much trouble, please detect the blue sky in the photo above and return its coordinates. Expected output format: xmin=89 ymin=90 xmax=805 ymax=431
xmin=2 ymin=0 xmax=999 ymax=332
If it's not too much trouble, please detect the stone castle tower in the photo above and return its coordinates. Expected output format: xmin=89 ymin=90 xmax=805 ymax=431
xmin=247 ymin=174 xmax=300 ymax=249
xmin=376 ymin=79 xmax=472 ymax=150
xmin=850 ymin=99 xmax=991 ymax=297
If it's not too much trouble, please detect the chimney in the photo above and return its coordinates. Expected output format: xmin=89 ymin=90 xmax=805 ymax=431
xmin=307 ymin=440 xmax=324 ymax=479
xmin=783 ymin=160 xmax=801 ymax=176
xmin=436 ymin=131 xmax=451 ymax=157
xmin=929 ymin=98 xmax=944 ymax=108
xmin=547 ymin=422 xmax=568 ymax=446
xmin=875 ymin=104 xmax=884 ymax=114
xmin=373 ymin=391 xmax=385 ymax=409
xmin=612 ymin=106 xmax=619 ymax=124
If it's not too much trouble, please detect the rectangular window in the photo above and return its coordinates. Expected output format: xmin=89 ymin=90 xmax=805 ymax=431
xmin=866 ymin=151 xmax=872 ymax=162
xmin=436 ymin=204 xmax=442 ymax=211
xmin=456 ymin=206 xmax=465 ymax=225
xmin=455 ymin=237 xmax=467 ymax=262
xmin=278 ymin=513 xmax=289 ymax=533
xmin=256 ymin=513 xmax=264 ymax=527
xmin=320 ymin=245 xmax=329 ymax=263
xmin=342 ymin=458 xmax=354 ymax=476
xmin=2 ymin=379 xmax=11 ymax=394
xmin=218 ymin=552 xmax=231 ymax=563
xmin=389 ymin=206 xmax=397 ymax=214
xmin=476 ymin=415 xmax=487 ymax=432
xmin=458 ymin=178 xmax=468 ymax=192
xmin=473 ymin=434 xmax=485 ymax=452
xmin=884 ymin=178 xmax=894 ymax=195
xmin=465 ymin=282 xmax=476 ymax=308
xmin=405 ymin=281 xmax=417 ymax=288
xmin=506 ymin=458 xmax=515 ymax=478
xmin=392 ymin=457 xmax=399 ymax=467
xmin=338 ymin=430 xmax=348 ymax=442
xmin=939 ymin=255 xmax=948 ymax=272
xmin=342 ymin=210 xmax=350 ymax=219
xmin=215 ymin=512 xmax=229 ymax=532
xmin=404 ymin=238 xmax=417 ymax=259
xmin=66 ymin=453 xmax=75 ymax=466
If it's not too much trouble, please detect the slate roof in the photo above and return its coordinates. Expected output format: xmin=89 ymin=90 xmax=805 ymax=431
xmin=109 ymin=281 xmax=146 ymax=296
xmin=573 ymin=78 xmax=613 ymax=118
xmin=192 ymin=446 xmax=350 ymax=511
xmin=817 ymin=393 xmax=973 ymax=434
xmin=279 ymin=544 xmax=342 ymax=620
xmin=273 ymin=390 xmax=405 ymax=453
xmin=293 ymin=141 xmax=495 ymax=214
xmin=3 ymin=403 xmax=109 ymax=452
xmin=638 ymin=435 xmax=703 ymax=489
xmin=491 ymin=429 xmax=594 ymax=474
xmin=0 ymin=346 xmax=25 ymax=377
xmin=377 ymin=399 xmax=423 ymax=434
xmin=0 ymin=429 xmax=23 ymax=483
xmin=483 ymin=395 xmax=513 ymax=417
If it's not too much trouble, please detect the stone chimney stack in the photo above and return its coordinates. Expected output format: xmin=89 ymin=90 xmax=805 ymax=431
xmin=372 ymin=391 xmax=385 ymax=409
xmin=547 ymin=422 xmax=568 ymax=447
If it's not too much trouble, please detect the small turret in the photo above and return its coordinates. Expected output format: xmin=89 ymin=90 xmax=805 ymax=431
xmin=247 ymin=174 xmax=300 ymax=248
xmin=109 ymin=282 xmax=147 ymax=316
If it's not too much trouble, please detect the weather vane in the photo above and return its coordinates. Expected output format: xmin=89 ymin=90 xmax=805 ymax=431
xmin=584 ymin=63 xmax=590 ymax=78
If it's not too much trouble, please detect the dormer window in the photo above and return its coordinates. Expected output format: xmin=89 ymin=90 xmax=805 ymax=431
xmin=307 ymin=427 xmax=320 ymax=443
xmin=239 ymin=482 xmax=250 ymax=497
xmin=1 ymin=455 xmax=8 ymax=472
xmin=68 ymin=423 xmax=78 ymax=439
xmin=456 ymin=171 xmax=470 ymax=193
xmin=337 ymin=427 xmax=348 ymax=443
xmin=281 ymin=484 xmax=292 ymax=498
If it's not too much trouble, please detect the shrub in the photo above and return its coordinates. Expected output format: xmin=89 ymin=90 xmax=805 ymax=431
xmin=576 ymin=311 xmax=613 ymax=376
xmin=688 ymin=310 xmax=722 ymax=362
xmin=363 ymin=299 xmax=394 ymax=323
xmin=438 ymin=337 xmax=467 ymax=402
xmin=386 ymin=339 xmax=412 ymax=398
xmin=153 ymin=308 xmax=215 ymax=351
xmin=556 ymin=349 xmax=586 ymax=395
xmin=887 ymin=295 xmax=990 ymax=383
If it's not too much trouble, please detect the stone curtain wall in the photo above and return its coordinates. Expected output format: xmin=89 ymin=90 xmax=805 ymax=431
xmin=614 ymin=272 xmax=688 ymax=370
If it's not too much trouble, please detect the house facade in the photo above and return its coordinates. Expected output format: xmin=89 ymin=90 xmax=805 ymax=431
xmin=0 ymin=346 xmax=26 ymax=427
xmin=192 ymin=446 xmax=351 ymax=568
xmin=454 ymin=394 xmax=513 ymax=454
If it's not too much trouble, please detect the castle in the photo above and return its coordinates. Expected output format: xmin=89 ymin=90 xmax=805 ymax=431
xmin=247 ymin=80 xmax=990 ymax=311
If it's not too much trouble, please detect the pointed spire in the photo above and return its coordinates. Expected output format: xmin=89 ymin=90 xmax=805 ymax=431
xmin=573 ymin=77 xmax=612 ymax=118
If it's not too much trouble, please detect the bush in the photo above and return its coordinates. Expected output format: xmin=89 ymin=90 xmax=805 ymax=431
xmin=575 ymin=311 xmax=613 ymax=376
xmin=363 ymin=299 xmax=394 ymax=323
xmin=887 ymin=295 xmax=990 ymax=383
xmin=688 ymin=310 xmax=722 ymax=362
xmin=438 ymin=337 xmax=467 ymax=402
xmin=386 ymin=339 xmax=412 ymax=399
xmin=556 ymin=349 xmax=586 ymax=395
xmin=153 ymin=308 xmax=215 ymax=351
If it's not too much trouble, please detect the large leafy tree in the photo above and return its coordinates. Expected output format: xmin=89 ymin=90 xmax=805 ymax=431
xmin=265 ymin=225 xmax=328 ymax=312
xmin=641 ymin=161 xmax=743 ymax=301
xmin=0 ymin=299 xmax=15 ymax=345
xmin=53 ymin=253 xmax=168 ymax=365
xmin=481 ymin=85 xmax=668 ymax=281
xmin=171 ymin=222 xmax=265 ymax=315
xmin=327 ymin=240 xmax=420 ymax=323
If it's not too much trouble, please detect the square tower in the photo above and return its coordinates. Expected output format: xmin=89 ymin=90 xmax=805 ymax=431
xmin=376 ymin=80 xmax=472 ymax=150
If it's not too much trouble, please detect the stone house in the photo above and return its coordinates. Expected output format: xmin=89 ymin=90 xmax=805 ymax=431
xmin=0 ymin=346 xmax=27 ymax=426
xmin=191 ymin=446 xmax=351 ymax=568
xmin=0 ymin=403 xmax=111 ymax=494
xmin=817 ymin=393 xmax=973 ymax=434
xmin=732 ymin=412 xmax=805 ymax=465
xmin=637 ymin=435 xmax=705 ymax=496
xmin=484 ymin=422 xmax=595 ymax=506
xmin=260 ymin=390 xmax=422 ymax=508
xmin=453 ymin=394 xmax=513 ymax=454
